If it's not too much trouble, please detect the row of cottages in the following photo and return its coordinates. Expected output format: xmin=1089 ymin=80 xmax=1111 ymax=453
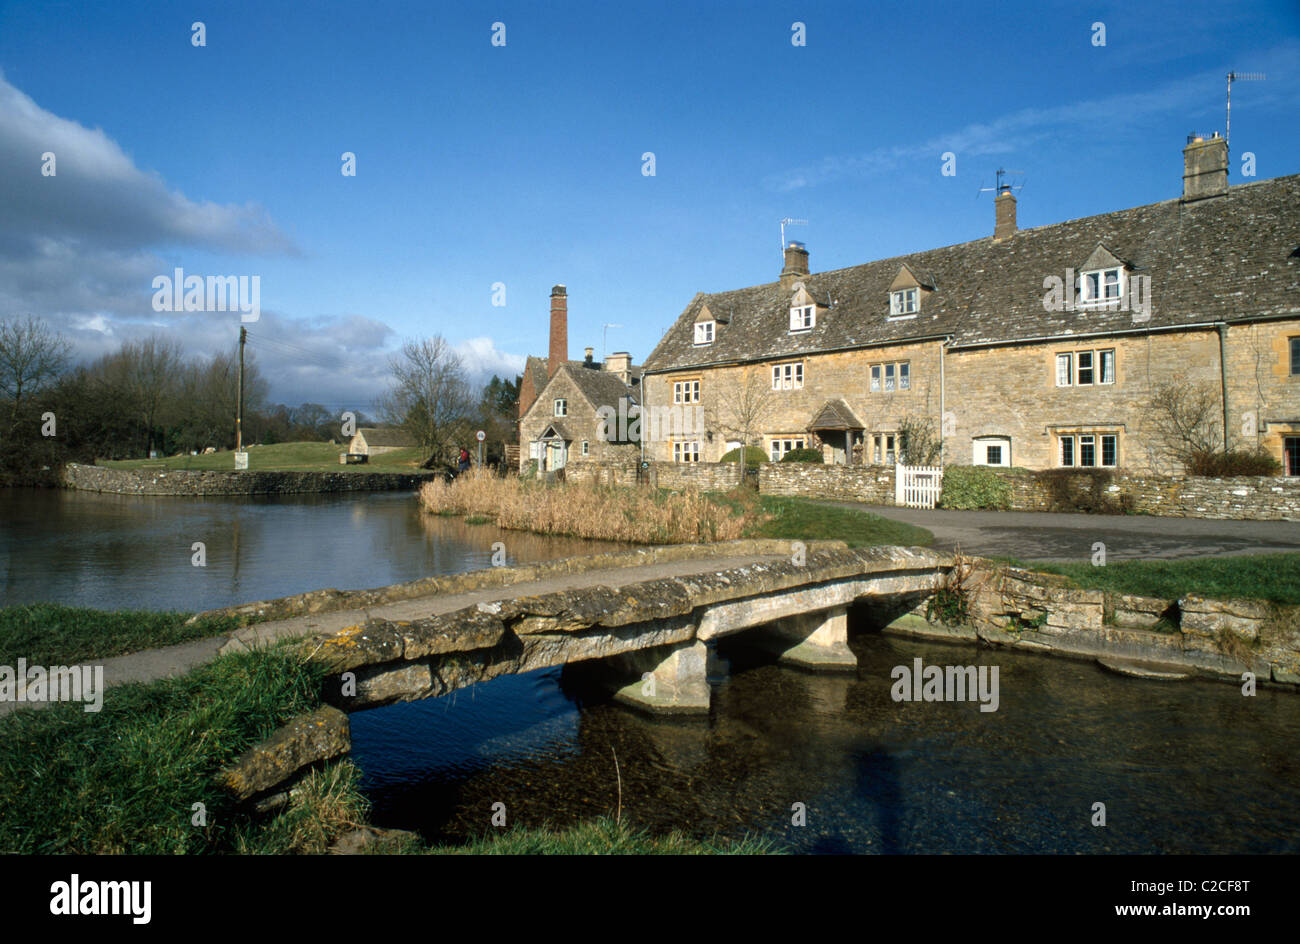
xmin=517 ymin=284 xmax=642 ymax=471
xmin=639 ymin=135 xmax=1300 ymax=474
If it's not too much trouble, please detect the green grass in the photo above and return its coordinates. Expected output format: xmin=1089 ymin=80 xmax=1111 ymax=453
xmin=724 ymin=493 xmax=932 ymax=548
xmin=424 ymin=817 xmax=777 ymax=855
xmin=0 ymin=646 xmax=331 ymax=854
xmin=0 ymin=604 xmax=239 ymax=666
xmin=99 ymin=441 xmax=426 ymax=473
xmin=1002 ymin=553 xmax=1300 ymax=605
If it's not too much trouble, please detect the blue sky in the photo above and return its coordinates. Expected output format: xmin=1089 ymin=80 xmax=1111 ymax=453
xmin=1 ymin=0 xmax=1297 ymax=413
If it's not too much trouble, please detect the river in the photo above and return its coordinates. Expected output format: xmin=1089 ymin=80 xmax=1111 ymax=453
xmin=3 ymin=487 xmax=1298 ymax=853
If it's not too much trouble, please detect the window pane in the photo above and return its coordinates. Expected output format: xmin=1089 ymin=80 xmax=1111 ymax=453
xmin=871 ymin=365 xmax=880 ymax=392
xmin=1104 ymin=269 xmax=1120 ymax=299
xmin=987 ymin=445 xmax=1002 ymax=465
xmin=1102 ymin=435 xmax=1117 ymax=467
xmin=772 ymin=367 xmax=780 ymax=390
xmin=885 ymin=364 xmax=895 ymax=392
xmin=1077 ymin=351 xmax=1094 ymax=385
xmin=899 ymin=363 xmax=910 ymax=389
xmin=1060 ymin=437 xmax=1074 ymax=466
xmin=1100 ymin=350 xmax=1114 ymax=384
xmin=794 ymin=364 xmax=803 ymax=386
xmin=1086 ymin=272 xmax=1100 ymax=300
xmin=1080 ymin=435 xmax=1095 ymax=467
xmin=1291 ymin=338 xmax=1300 ymax=375
xmin=1056 ymin=354 xmax=1072 ymax=386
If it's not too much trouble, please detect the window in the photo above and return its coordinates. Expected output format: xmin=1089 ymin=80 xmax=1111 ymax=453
xmin=1286 ymin=437 xmax=1300 ymax=476
xmin=1058 ymin=432 xmax=1118 ymax=467
xmin=889 ymin=288 xmax=919 ymax=316
xmin=1077 ymin=267 xmax=1124 ymax=306
xmin=973 ymin=437 xmax=1011 ymax=467
xmin=581 ymin=440 xmax=589 ymax=456
xmin=1291 ymin=337 xmax=1300 ymax=375
xmin=871 ymin=433 xmax=897 ymax=465
xmin=553 ymin=398 xmax=567 ymax=417
xmin=789 ymin=305 xmax=815 ymax=331
xmin=870 ymin=361 xmax=910 ymax=393
xmin=1056 ymin=348 xmax=1115 ymax=386
xmin=673 ymin=380 xmax=700 ymax=404
xmin=673 ymin=441 xmax=701 ymax=462
xmin=772 ymin=362 xmax=804 ymax=390
xmin=769 ymin=438 xmax=805 ymax=462
xmin=694 ymin=321 xmax=714 ymax=344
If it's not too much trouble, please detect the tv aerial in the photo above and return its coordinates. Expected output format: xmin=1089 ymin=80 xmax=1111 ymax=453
xmin=1226 ymin=71 xmax=1265 ymax=151
xmin=977 ymin=168 xmax=1025 ymax=199
xmin=780 ymin=218 xmax=808 ymax=256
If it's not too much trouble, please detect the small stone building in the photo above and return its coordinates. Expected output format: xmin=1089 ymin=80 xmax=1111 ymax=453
xmin=348 ymin=427 xmax=414 ymax=457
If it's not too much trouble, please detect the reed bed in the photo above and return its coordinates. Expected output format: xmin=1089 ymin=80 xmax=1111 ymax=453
xmin=418 ymin=473 xmax=749 ymax=544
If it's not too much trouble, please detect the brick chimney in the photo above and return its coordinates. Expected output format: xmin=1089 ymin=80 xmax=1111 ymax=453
xmin=780 ymin=241 xmax=810 ymax=288
xmin=994 ymin=187 xmax=1017 ymax=241
xmin=548 ymin=285 xmax=567 ymax=378
xmin=1182 ymin=133 xmax=1228 ymax=202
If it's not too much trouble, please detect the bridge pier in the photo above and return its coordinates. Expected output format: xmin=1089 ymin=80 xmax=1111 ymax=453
xmin=751 ymin=606 xmax=857 ymax=670
xmin=607 ymin=639 xmax=711 ymax=715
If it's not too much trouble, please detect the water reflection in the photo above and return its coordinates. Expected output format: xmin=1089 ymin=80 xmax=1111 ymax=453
xmin=0 ymin=487 xmax=625 ymax=611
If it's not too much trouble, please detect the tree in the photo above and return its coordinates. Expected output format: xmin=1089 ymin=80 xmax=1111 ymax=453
xmin=0 ymin=315 xmax=70 ymax=436
xmin=380 ymin=336 xmax=473 ymax=462
xmin=707 ymin=368 xmax=775 ymax=460
xmin=898 ymin=414 xmax=943 ymax=466
xmin=1148 ymin=381 xmax=1223 ymax=472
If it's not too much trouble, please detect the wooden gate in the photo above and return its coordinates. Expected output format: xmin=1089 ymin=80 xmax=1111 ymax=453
xmin=895 ymin=464 xmax=943 ymax=509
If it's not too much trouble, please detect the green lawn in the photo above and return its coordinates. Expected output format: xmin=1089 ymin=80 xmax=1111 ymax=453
xmin=0 ymin=604 xmax=239 ymax=666
xmin=99 ymin=441 xmax=426 ymax=473
xmin=1008 ymin=553 xmax=1300 ymax=605
xmin=721 ymin=492 xmax=933 ymax=548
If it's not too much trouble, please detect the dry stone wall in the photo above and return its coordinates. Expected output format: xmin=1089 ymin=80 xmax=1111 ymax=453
xmin=63 ymin=462 xmax=435 ymax=496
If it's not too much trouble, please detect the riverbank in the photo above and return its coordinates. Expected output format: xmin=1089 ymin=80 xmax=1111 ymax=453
xmin=63 ymin=462 xmax=437 ymax=496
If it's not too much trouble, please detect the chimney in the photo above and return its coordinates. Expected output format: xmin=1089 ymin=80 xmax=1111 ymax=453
xmin=604 ymin=351 xmax=632 ymax=383
xmin=583 ymin=346 xmax=595 ymax=368
xmin=548 ymin=285 xmax=567 ymax=378
xmin=780 ymin=241 xmax=810 ymax=288
xmin=1182 ymin=132 xmax=1228 ymax=201
xmin=994 ymin=186 xmax=1017 ymax=241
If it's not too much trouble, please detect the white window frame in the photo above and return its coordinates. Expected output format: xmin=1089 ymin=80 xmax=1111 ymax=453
xmin=1076 ymin=267 xmax=1125 ymax=307
xmin=694 ymin=321 xmax=714 ymax=345
xmin=581 ymin=440 xmax=589 ymax=456
xmin=771 ymin=362 xmax=804 ymax=391
xmin=1056 ymin=348 xmax=1115 ymax=386
xmin=1058 ymin=432 xmax=1119 ymax=468
xmin=870 ymin=361 xmax=910 ymax=393
xmin=1056 ymin=353 xmax=1073 ymax=387
xmin=673 ymin=380 xmax=700 ymax=404
xmin=889 ymin=288 xmax=918 ymax=317
xmin=973 ymin=436 xmax=1011 ymax=467
xmin=769 ymin=437 xmax=806 ymax=462
xmin=673 ymin=440 xmax=701 ymax=463
xmin=553 ymin=398 xmax=567 ymax=417
xmin=789 ymin=305 xmax=815 ymax=331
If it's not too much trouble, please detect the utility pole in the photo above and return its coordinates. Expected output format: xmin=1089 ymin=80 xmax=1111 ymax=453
xmin=236 ymin=326 xmax=246 ymax=453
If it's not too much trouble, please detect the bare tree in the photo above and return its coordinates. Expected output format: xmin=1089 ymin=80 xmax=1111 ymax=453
xmin=898 ymin=414 xmax=943 ymax=466
xmin=380 ymin=336 xmax=472 ymax=462
xmin=707 ymin=368 xmax=775 ymax=460
xmin=1148 ymin=381 xmax=1223 ymax=471
xmin=0 ymin=315 xmax=70 ymax=435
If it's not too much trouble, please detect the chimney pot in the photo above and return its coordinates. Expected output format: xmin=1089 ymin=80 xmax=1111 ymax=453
xmin=1182 ymin=134 xmax=1228 ymax=201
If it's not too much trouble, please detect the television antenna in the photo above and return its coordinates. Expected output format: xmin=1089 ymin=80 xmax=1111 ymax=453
xmin=1226 ymin=71 xmax=1265 ymax=152
xmin=976 ymin=168 xmax=1025 ymax=199
xmin=602 ymin=323 xmax=622 ymax=358
xmin=780 ymin=218 xmax=808 ymax=256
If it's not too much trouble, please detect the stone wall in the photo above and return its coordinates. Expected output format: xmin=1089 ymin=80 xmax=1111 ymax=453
xmin=563 ymin=457 xmax=641 ymax=487
xmin=887 ymin=561 xmax=1300 ymax=687
xmin=654 ymin=461 xmax=745 ymax=491
xmin=62 ymin=462 xmax=435 ymax=496
xmin=759 ymin=462 xmax=894 ymax=503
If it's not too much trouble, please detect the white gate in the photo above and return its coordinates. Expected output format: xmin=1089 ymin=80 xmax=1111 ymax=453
xmin=895 ymin=464 xmax=943 ymax=509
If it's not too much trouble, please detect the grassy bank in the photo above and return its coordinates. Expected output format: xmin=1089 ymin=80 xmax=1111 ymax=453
xmin=1012 ymin=553 xmax=1300 ymax=605
xmin=0 ymin=604 xmax=238 ymax=666
xmin=99 ymin=441 xmax=425 ymax=473
xmin=420 ymin=474 xmax=933 ymax=548
xmin=0 ymin=643 xmax=775 ymax=855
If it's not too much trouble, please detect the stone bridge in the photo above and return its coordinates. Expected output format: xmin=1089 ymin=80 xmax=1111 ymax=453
xmin=304 ymin=543 xmax=953 ymax=714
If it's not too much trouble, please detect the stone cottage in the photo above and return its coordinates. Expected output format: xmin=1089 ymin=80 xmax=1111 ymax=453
xmin=641 ymin=135 xmax=1300 ymax=474
xmin=348 ymin=427 xmax=414 ymax=457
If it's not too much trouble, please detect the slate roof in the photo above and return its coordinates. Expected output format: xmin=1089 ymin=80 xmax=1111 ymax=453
xmin=808 ymin=399 xmax=864 ymax=431
xmin=562 ymin=364 xmax=640 ymax=412
xmin=538 ymin=420 xmax=572 ymax=440
xmin=355 ymin=427 xmax=413 ymax=447
xmin=643 ymin=174 xmax=1300 ymax=373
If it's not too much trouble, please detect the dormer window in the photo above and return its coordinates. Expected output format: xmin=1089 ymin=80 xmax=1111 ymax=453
xmin=790 ymin=305 xmax=815 ymax=331
xmin=890 ymin=288 xmax=919 ymax=316
xmin=1076 ymin=267 xmax=1123 ymax=306
xmin=694 ymin=321 xmax=714 ymax=344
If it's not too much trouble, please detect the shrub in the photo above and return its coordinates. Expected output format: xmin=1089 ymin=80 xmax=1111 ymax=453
xmin=1186 ymin=448 xmax=1281 ymax=477
xmin=720 ymin=446 xmax=767 ymax=466
xmin=938 ymin=465 xmax=1011 ymax=510
xmin=779 ymin=447 xmax=824 ymax=463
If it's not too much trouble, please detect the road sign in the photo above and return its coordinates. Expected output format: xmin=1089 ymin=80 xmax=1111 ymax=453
xmin=476 ymin=430 xmax=486 ymax=442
